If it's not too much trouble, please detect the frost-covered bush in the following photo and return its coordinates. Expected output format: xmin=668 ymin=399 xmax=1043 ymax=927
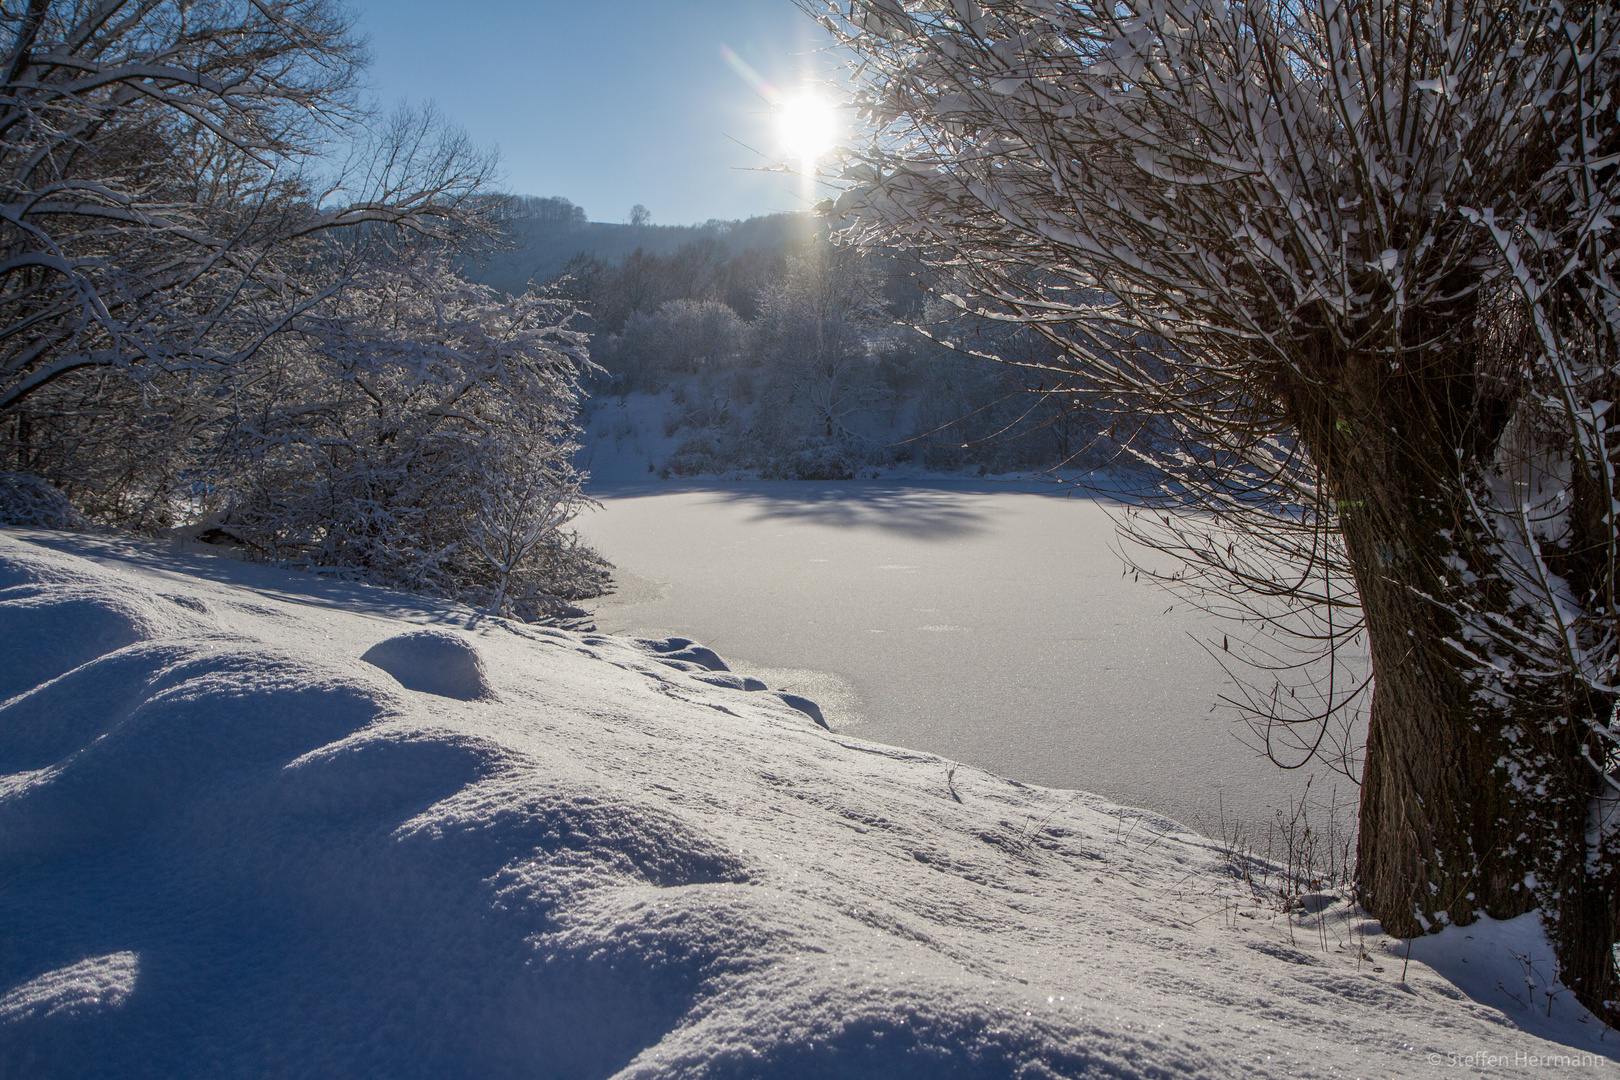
xmin=211 ymin=260 xmax=608 ymax=618
xmin=0 ymin=471 xmax=84 ymax=529
xmin=0 ymin=362 xmax=211 ymax=532
xmin=0 ymin=1 xmax=489 ymax=459
xmin=755 ymin=245 xmax=891 ymax=444
xmin=568 ymin=228 xmax=1121 ymax=480
xmin=762 ymin=439 xmax=858 ymax=481
xmin=607 ymin=299 xmax=750 ymax=392
xmin=662 ymin=435 xmax=729 ymax=478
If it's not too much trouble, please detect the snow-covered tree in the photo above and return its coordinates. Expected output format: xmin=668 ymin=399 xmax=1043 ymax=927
xmin=758 ymin=241 xmax=888 ymax=440
xmin=0 ymin=2 xmax=606 ymax=615
xmin=616 ymin=298 xmax=749 ymax=383
xmin=210 ymin=258 xmax=603 ymax=618
xmin=0 ymin=0 xmax=489 ymax=422
xmin=817 ymin=0 xmax=1620 ymax=1015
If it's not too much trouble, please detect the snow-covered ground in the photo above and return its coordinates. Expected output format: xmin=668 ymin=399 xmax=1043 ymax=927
xmin=579 ymin=392 xmax=686 ymax=482
xmin=572 ymin=480 xmax=1346 ymax=837
xmin=1 ymin=528 xmax=1615 ymax=1077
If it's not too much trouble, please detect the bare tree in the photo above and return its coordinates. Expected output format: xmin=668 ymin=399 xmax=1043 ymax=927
xmin=817 ymin=0 xmax=1620 ymax=1015
xmin=0 ymin=0 xmax=491 ymax=420
xmin=757 ymin=240 xmax=889 ymax=440
xmin=508 ymin=195 xmax=588 ymax=228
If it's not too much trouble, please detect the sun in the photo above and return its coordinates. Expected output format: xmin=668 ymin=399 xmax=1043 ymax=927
xmin=776 ymin=91 xmax=840 ymax=173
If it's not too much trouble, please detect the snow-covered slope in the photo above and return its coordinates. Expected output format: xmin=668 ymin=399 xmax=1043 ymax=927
xmin=0 ymin=529 xmax=1612 ymax=1078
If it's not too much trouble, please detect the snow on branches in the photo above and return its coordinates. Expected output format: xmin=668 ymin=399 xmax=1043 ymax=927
xmin=817 ymin=0 xmax=1620 ymax=1016
xmin=0 ymin=4 xmax=608 ymax=617
xmin=0 ymin=0 xmax=491 ymax=415
xmin=210 ymin=259 xmax=604 ymax=620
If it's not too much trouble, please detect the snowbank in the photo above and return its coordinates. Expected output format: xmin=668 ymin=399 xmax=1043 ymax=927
xmin=0 ymin=529 xmax=1612 ymax=1077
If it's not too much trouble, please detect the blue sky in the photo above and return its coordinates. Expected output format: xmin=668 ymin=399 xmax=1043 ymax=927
xmin=350 ymin=1 xmax=838 ymax=226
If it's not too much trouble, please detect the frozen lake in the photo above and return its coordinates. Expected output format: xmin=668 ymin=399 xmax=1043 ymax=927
xmin=574 ymin=480 xmax=1352 ymax=836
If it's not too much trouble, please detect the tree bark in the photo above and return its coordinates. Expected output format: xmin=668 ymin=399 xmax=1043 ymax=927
xmin=1286 ymin=343 xmax=1620 ymax=1019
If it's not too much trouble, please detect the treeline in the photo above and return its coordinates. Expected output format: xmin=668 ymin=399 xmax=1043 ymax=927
xmin=462 ymin=198 xmax=811 ymax=301
xmin=471 ymin=199 xmax=1118 ymax=479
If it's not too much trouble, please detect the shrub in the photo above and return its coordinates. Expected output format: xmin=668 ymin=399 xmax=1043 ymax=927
xmin=210 ymin=259 xmax=607 ymax=617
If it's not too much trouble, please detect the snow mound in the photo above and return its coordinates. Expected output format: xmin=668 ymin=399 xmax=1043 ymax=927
xmin=633 ymin=635 xmax=731 ymax=672
xmin=0 ymin=953 xmax=138 ymax=1025
xmin=361 ymin=629 xmax=495 ymax=700
xmin=0 ymin=546 xmax=207 ymax=704
xmin=0 ymin=528 xmax=1612 ymax=1078
xmin=773 ymin=691 xmax=828 ymax=728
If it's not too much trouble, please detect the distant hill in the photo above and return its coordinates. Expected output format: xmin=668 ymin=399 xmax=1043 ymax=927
xmin=460 ymin=198 xmax=818 ymax=295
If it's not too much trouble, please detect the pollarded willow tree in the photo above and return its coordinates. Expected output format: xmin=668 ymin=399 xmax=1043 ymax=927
xmin=813 ymin=0 xmax=1620 ymax=1016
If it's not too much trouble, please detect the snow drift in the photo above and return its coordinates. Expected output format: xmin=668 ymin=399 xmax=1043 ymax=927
xmin=0 ymin=529 xmax=1611 ymax=1078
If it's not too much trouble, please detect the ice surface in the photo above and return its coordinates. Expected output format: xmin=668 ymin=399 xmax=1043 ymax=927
xmin=573 ymin=481 xmax=1351 ymax=835
xmin=0 ymin=527 xmax=1611 ymax=1077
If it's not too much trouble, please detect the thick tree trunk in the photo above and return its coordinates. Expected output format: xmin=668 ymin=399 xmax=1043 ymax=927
xmin=1286 ymin=348 xmax=1620 ymax=1020
xmin=1339 ymin=483 xmax=1532 ymax=935
xmin=1311 ymin=405 xmax=1534 ymax=935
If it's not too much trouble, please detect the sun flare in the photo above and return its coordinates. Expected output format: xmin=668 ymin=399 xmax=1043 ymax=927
xmin=776 ymin=91 xmax=839 ymax=172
